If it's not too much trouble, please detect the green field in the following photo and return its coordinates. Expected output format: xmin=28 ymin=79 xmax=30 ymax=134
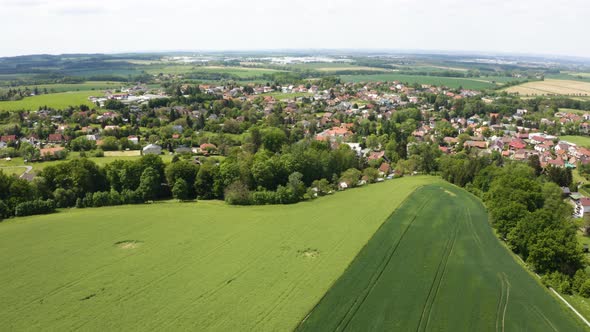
xmin=0 ymin=176 xmax=435 ymax=331
xmin=340 ymin=74 xmax=499 ymax=90
xmin=0 ymin=153 xmax=174 ymax=175
xmin=561 ymin=136 xmax=590 ymax=148
xmin=0 ymin=166 xmax=26 ymax=176
xmin=0 ymin=90 xmax=101 ymax=111
xmin=144 ymin=65 xmax=283 ymax=78
xmin=297 ymin=184 xmax=586 ymax=331
xmin=0 ymin=81 xmax=124 ymax=93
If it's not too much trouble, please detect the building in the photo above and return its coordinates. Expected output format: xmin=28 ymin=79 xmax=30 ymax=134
xmin=142 ymin=144 xmax=162 ymax=155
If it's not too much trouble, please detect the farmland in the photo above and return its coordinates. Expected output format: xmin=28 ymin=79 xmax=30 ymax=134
xmin=0 ymin=81 xmax=124 ymax=93
xmin=504 ymin=79 xmax=590 ymax=96
xmin=0 ymin=90 xmax=100 ymax=111
xmin=0 ymin=176 xmax=435 ymax=331
xmin=340 ymin=74 xmax=500 ymax=90
xmin=297 ymin=184 xmax=585 ymax=331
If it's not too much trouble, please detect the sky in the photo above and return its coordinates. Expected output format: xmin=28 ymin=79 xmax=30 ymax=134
xmin=1 ymin=0 xmax=589 ymax=58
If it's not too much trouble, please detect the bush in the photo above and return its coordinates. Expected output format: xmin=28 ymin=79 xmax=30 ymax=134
xmin=0 ymin=199 xmax=9 ymax=220
xmin=53 ymin=188 xmax=76 ymax=208
xmin=579 ymin=279 xmax=590 ymax=298
xmin=92 ymin=191 xmax=111 ymax=207
xmin=573 ymin=270 xmax=588 ymax=293
xmin=224 ymin=181 xmax=251 ymax=205
xmin=93 ymin=149 xmax=104 ymax=158
xmin=172 ymin=178 xmax=190 ymax=201
xmin=122 ymin=189 xmax=144 ymax=205
xmin=559 ymin=280 xmax=572 ymax=295
xmin=14 ymin=199 xmax=55 ymax=217
xmin=250 ymin=190 xmax=277 ymax=205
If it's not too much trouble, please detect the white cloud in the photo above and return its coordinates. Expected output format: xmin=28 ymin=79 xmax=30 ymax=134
xmin=0 ymin=0 xmax=588 ymax=58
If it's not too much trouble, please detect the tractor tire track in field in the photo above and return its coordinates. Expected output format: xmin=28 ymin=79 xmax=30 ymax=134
xmin=530 ymin=305 xmax=559 ymax=332
xmin=501 ymin=273 xmax=511 ymax=332
xmin=495 ymin=272 xmax=511 ymax=332
xmin=335 ymin=193 xmax=433 ymax=331
xmin=4 ymin=219 xmax=162 ymax=318
xmin=417 ymin=216 xmax=459 ymax=332
xmin=159 ymin=210 xmax=336 ymax=330
xmin=252 ymin=214 xmax=357 ymax=330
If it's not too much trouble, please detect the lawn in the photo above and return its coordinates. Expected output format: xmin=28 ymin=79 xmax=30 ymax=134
xmin=340 ymin=74 xmax=498 ymax=90
xmin=561 ymin=135 xmax=590 ymax=148
xmin=0 ymin=90 xmax=101 ymax=111
xmin=267 ymin=92 xmax=314 ymax=100
xmin=0 ymin=166 xmax=26 ymax=177
xmin=297 ymin=184 xmax=587 ymax=331
xmin=0 ymin=153 xmax=173 ymax=175
xmin=0 ymin=176 xmax=436 ymax=331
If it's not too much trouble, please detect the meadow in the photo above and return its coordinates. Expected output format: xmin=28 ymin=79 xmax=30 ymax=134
xmin=0 ymin=153 xmax=173 ymax=175
xmin=340 ymin=74 xmax=499 ymax=90
xmin=0 ymin=90 xmax=100 ymax=111
xmin=0 ymin=176 xmax=435 ymax=331
xmin=504 ymin=79 xmax=590 ymax=96
xmin=297 ymin=184 xmax=586 ymax=331
xmin=560 ymin=135 xmax=590 ymax=148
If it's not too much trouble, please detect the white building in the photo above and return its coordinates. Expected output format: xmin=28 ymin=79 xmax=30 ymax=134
xmin=142 ymin=144 xmax=162 ymax=155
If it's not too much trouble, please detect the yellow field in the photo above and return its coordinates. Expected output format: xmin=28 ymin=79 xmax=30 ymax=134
xmin=505 ymin=79 xmax=590 ymax=96
xmin=316 ymin=66 xmax=389 ymax=72
xmin=103 ymin=150 xmax=141 ymax=157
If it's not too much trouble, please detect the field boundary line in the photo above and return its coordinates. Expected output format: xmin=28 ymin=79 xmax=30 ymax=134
xmin=418 ymin=209 xmax=459 ymax=332
xmin=295 ymin=184 xmax=429 ymax=330
xmin=509 ymin=243 xmax=590 ymax=329
xmin=550 ymin=288 xmax=590 ymax=328
xmin=336 ymin=190 xmax=433 ymax=331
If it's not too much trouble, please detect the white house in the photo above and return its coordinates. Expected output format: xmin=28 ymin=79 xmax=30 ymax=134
xmin=577 ymin=198 xmax=590 ymax=218
xmin=142 ymin=144 xmax=162 ymax=155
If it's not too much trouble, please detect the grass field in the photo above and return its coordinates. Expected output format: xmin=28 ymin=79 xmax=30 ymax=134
xmin=0 ymin=166 xmax=26 ymax=176
xmin=505 ymin=79 xmax=590 ymax=96
xmin=560 ymin=135 xmax=590 ymax=148
xmin=0 ymin=153 xmax=173 ymax=174
xmin=0 ymin=81 xmax=124 ymax=93
xmin=340 ymin=74 xmax=498 ymax=90
xmin=0 ymin=176 xmax=436 ymax=331
xmin=267 ymin=92 xmax=314 ymax=100
xmin=297 ymin=184 xmax=586 ymax=331
xmin=0 ymin=90 xmax=100 ymax=111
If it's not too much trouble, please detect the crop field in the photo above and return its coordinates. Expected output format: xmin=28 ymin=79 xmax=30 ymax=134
xmin=0 ymin=176 xmax=436 ymax=331
xmin=504 ymin=79 xmax=590 ymax=96
xmin=0 ymin=81 xmax=124 ymax=93
xmin=340 ymin=74 xmax=499 ymax=90
xmin=0 ymin=90 xmax=100 ymax=111
xmin=143 ymin=65 xmax=283 ymax=77
xmin=560 ymin=135 xmax=590 ymax=148
xmin=297 ymin=184 xmax=586 ymax=331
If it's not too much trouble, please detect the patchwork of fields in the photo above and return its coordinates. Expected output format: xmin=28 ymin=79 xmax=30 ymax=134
xmin=297 ymin=184 xmax=586 ymax=331
xmin=505 ymin=79 xmax=590 ymax=96
xmin=0 ymin=176 xmax=435 ymax=331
